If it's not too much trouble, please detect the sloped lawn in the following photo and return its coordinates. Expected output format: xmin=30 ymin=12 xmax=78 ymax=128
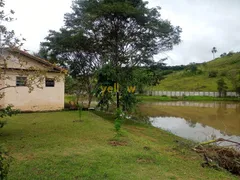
xmin=0 ymin=111 xmax=238 ymax=179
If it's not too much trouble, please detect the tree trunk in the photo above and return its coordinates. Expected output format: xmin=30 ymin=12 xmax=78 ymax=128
xmin=87 ymin=93 xmax=92 ymax=109
xmin=117 ymin=91 xmax=120 ymax=108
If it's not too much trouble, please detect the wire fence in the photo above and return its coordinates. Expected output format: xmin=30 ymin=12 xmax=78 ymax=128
xmin=145 ymin=91 xmax=239 ymax=97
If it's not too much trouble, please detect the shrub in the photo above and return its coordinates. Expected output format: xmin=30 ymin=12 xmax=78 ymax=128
xmin=170 ymin=96 xmax=179 ymax=99
xmin=0 ymin=105 xmax=20 ymax=129
xmin=0 ymin=145 xmax=12 ymax=179
xmin=227 ymin=51 xmax=234 ymax=57
xmin=185 ymin=63 xmax=198 ymax=75
xmin=0 ymin=121 xmax=6 ymax=129
xmin=64 ymin=101 xmax=78 ymax=110
xmin=196 ymin=69 xmax=203 ymax=75
xmin=220 ymin=71 xmax=227 ymax=77
xmin=208 ymin=71 xmax=218 ymax=78
xmin=114 ymin=108 xmax=124 ymax=132
xmin=220 ymin=53 xmax=227 ymax=57
xmin=114 ymin=118 xmax=122 ymax=132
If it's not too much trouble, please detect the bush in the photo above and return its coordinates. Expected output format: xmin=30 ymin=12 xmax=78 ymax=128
xmin=0 ymin=145 xmax=12 ymax=179
xmin=208 ymin=71 xmax=218 ymax=78
xmin=0 ymin=105 xmax=20 ymax=129
xmin=227 ymin=51 xmax=234 ymax=57
xmin=64 ymin=101 xmax=78 ymax=110
xmin=185 ymin=63 xmax=198 ymax=75
xmin=114 ymin=109 xmax=124 ymax=132
xmin=196 ymin=69 xmax=203 ymax=75
xmin=170 ymin=96 xmax=179 ymax=99
xmin=220 ymin=52 xmax=227 ymax=57
xmin=0 ymin=121 xmax=6 ymax=129
xmin=220 ymin=71 xmax=227 ymax=77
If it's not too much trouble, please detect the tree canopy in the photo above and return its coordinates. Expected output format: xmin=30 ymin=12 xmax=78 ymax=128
xmin=41 ymin=0 xmax=182 ymax=110
xmin=43 ymin=0 xmax=181 ymax=66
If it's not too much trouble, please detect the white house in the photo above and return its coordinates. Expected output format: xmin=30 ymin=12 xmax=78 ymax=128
xmin=0 ymin=48 xmax=65 ymax=111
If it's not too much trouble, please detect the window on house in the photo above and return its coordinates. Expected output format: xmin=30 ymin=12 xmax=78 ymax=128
xmin=16 ymin=77 xmax=27 ymax=86
xmin=45 ymin=78 xmax=55 ymax=87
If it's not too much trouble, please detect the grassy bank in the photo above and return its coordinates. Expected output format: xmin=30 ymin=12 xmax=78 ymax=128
xmin=0 ymin=111 xmax=238 ymax=179
xmin=151 ymin=53 xmax=240 ymax=91
xmin=137 ymin=95 xmax=240 ymax=102
xmin=66 ymin=95 xmax=240 ymax=105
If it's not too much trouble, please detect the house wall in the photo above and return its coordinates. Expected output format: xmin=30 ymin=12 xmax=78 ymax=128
xmin=0 ymin=50 xmax=65 ymax=111
xmin=0 ymin=78 xmax=5 ymax=107
xmin=2 ymin=71 xmax=65 ymax=111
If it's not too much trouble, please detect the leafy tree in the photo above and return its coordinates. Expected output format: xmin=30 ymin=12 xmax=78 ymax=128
xmin=217 ymin=78 xmax=228 ymax=97
xmin=129 ymin=58 xmax=167 ymax=93
xmin=227 ymin=51 xmax=234 ymax=57
xmin=0 ymin=1 xmax=24 ymax=48
xmin=185 ymin=62 xmax=200 ymax=75
xmin=41 ymin=0 xmax=182 ymax=111
xmin=41 ymin=28 xmax=101 ymax=108
xmin=33 ymin=46 xmax=54 ymax=62
xmin=65 ymin=75 xmax=76 ymax=94
xmin=95 ymin=64 xmax=118 ymax=111
xmin=147 ymin=58 xmax=168 ymax=85
xmin=0 ymin=105 xmax=19 ymax=128
xmin=0 ymin=0 xmax=24 ymax=124
xmin=230 ymin=72 xmax=240 ymax=96
xmin=211 ymin=47 xmax=217 ymax=59
xmin=0 ymin=1 xmax=65 ymax=178
xmin=0 ymin=1 xmax=22 ymax=178
xmin=220 ymin=52 xmax=227 ymax=58
xmin=0 ymin=144 xmax=11 ymax=180
xmin=236 ymin=84 xmax=240 ymax=96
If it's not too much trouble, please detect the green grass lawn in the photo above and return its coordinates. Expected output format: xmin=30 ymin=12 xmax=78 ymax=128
xmin=0 ymin=111 xmax=238 ymax=179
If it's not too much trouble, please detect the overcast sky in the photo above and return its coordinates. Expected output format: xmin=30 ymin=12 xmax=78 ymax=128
xmin=5 ymin=0 xmax=240 ymax=65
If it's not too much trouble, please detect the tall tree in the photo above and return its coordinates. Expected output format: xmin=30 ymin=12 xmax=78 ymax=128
xmin=0 ymin=0 xmax=26 ymax=50
xmin=41 ymin=0 xmax=182 ymax=110
xmin=217 ymin=78 xmax=228 ymax=97
xmin=0 ymin=0 xmax=24 ymax=120
xmin=41 ymin=29 xmax=101 ymax=108
xmin=211 ymin=47 xmax=217 ymax=59
xmin=230 ymin=71 xmax=240 ymax=96
xmin=0 ymin=1 xmax=23 ymax=178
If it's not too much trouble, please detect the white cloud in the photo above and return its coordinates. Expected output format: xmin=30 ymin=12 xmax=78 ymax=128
xmin=4 ymin=0 xmax=240 ymax=65
xmin=5 ymin=0 xmax=72 ymax=52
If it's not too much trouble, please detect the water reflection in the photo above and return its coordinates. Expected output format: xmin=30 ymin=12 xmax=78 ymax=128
xmin=148 ymin=101 xmax=239 ymax=109
xmin=139 ymin=101 xmax=240 ymax=144
xmin=186 ymin=120 xmax=197 ymax=128
xmin=150 ymin=116 xmax=240 ymax=145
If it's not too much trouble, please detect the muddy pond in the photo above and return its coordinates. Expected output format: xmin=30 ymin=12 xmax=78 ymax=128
xmin=139 ymin=101 xmax=240 ymax=144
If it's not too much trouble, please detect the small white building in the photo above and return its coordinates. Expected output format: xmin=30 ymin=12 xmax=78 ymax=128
xmin=0 ymin=48 xmax=65 ymax=111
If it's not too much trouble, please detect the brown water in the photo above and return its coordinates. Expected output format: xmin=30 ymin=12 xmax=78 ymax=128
xmin=139 ymin=101 xmax=240 ymax=144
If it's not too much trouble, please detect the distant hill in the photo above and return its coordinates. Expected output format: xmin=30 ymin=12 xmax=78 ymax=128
xmin=151 ymin=52 xmax=240 ymax=92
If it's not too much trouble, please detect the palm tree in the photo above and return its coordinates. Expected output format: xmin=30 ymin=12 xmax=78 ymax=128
xmin=211 ymin=47 xmax=217 ymax=59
